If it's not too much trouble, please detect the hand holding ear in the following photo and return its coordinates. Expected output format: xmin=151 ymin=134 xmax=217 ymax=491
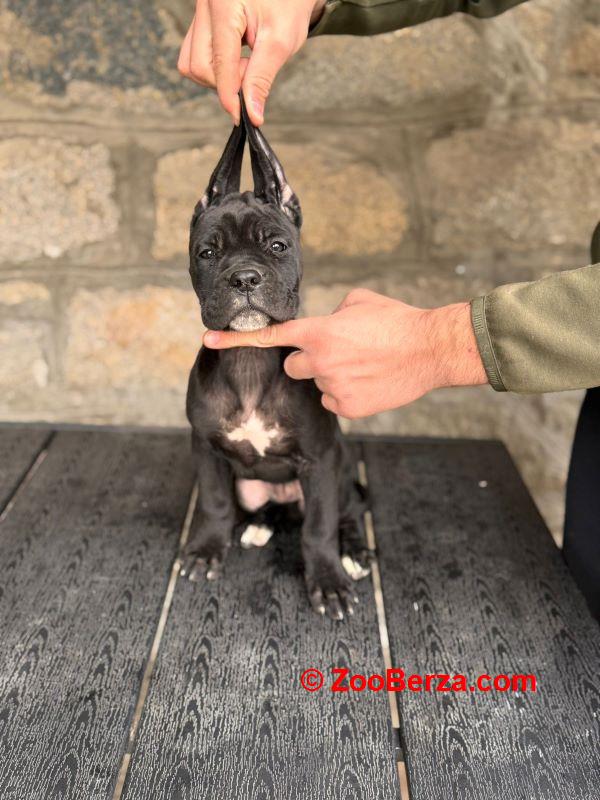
xmin=178 ymin=0 xmax=327 ymax=126
xmin=203 ymin=289 xmax=488 ymax=418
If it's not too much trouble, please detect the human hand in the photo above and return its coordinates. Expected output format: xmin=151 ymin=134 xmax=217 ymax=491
xmin=178 ymin=0 xmax=327 ymax=126
xmin=202 ymin=289 xmax=488 ymax=419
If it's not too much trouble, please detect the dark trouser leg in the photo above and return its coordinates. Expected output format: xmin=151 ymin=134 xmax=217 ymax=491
xmin=563 ymin=387 xmax=600 ymax=620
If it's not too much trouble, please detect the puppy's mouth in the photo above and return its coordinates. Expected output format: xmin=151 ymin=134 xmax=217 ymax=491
xmin=228 ymin=307 xmax=271 ymax=332
xmin=227 ymin=296 xmax=272 ymax=332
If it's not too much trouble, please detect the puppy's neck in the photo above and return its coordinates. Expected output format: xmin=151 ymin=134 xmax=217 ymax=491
xmin=218 ymin=346 xmax=284 ymax=409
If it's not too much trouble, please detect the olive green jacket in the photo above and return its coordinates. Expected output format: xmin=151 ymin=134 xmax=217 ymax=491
xmin=311 ymin=0 xmax=600 ymax=394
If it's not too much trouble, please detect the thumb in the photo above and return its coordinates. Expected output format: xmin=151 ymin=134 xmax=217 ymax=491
xmin=242 ymin=31 xmax=292 ymax=125
xmin=203 ymin=319 xmax=309 ymax=350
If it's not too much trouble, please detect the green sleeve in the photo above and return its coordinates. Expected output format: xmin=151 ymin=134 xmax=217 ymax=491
xmin=470 ymin=264 xmax=600 ymax=394
xmin=309 ymin=0 xmax=528 ymax=37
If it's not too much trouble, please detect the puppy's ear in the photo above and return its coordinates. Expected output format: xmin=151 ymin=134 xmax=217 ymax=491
xmin=240 ymin=94 xmax=302 ymax=229
xmin=191 ymin=123 xmax=246 ymax=227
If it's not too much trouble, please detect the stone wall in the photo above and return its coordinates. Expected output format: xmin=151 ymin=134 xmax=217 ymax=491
xmin=1 ymin=0 xmax=599 ymax=540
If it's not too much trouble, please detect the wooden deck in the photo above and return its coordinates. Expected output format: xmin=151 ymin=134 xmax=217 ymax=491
xmin=0 ymin=426 xmax=598 ymax=800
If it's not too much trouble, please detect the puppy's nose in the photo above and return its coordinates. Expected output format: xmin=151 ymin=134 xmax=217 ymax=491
xmin=229 ymin=268 xmax=263 ymax=293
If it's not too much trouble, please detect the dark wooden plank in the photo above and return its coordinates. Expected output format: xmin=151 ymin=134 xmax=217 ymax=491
xmin=363 ymin=438 xmax=600 ymax=800
xmin=0 ymin=427 xmax=50 ymax=514
xmin=122 ymin=443 xmax=399 ymax=800
xmin=0 ymin=430 xmax=194 ymax=800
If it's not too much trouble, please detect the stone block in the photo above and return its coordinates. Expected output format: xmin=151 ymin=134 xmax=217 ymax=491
xmin=0 ymin=138 xmax=119 ymax=264
xmin=0 ymin=279 xmax=53 ymax=408
xmin=270 ymin=16 xmax=496 ymax=117
xmin=153 ymin=143 xmax=409 ymax=260
xmin=64 ymin=285 xmax=203 ymax=391
xmin=423 ymin=117 xmax=600 ymax=256
xmin=153 ymin=145 xmax=221 ymax=261
xmin=0 ymin=321 xmax=50 ymax=400
xmin=0 ymin=280 xmax=50 ymax=307
xmin=0 ymin=1 xmax=199 ymax=107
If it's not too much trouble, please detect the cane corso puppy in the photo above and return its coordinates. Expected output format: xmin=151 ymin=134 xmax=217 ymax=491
xmin=181 ymin=100 xmax=370 ymax=620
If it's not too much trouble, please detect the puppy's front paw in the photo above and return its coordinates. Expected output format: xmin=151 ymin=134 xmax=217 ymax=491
xmin=305 ymin=560 xmax=359 ymax=621
xmin=180 ymin=536 xmax=229 ymax=582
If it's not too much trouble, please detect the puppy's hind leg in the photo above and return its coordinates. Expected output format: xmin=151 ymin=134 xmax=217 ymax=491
xmin=338 ymin=449 xmax=372 ymax=581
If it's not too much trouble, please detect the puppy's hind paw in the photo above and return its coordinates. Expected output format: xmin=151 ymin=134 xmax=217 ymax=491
xmin=240 ymin=523 xmax=273 ymax=549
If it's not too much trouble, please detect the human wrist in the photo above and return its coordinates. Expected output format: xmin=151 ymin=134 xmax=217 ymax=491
xmin=426 ymin=302 xmax=488 ymax=389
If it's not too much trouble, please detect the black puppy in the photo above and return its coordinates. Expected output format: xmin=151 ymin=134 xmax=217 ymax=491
xmin=181 ymin=101 xmax=370 ymax=620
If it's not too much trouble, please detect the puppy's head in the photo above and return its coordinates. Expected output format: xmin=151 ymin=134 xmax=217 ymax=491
xmin=189 ymin=100 xmax=302 ymax=332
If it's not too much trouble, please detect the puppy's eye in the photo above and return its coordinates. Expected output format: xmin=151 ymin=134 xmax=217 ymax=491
xmin=199 ymin=248 xmax=215 ymax=260
xmin=271 ymin=241 xmax=287 ymax=253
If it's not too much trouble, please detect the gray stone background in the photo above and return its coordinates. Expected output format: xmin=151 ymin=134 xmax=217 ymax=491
xmin=0 ymin=0 xmax=599 ymax=541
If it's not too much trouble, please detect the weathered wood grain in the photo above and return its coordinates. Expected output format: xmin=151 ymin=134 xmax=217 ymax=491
xmin=363 ymin=438 xmax=600 ymax=800
xmin=122 ymin=445 xmax=399 ymax=800
xmin=0 ymin=427 xmax=50 ymax=514
xmin=0 ymin=430 xmax=194 ymax=800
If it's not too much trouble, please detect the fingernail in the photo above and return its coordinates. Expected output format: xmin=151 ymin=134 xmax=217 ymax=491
xmin=204 ymin=331 xmax=220 ymax=347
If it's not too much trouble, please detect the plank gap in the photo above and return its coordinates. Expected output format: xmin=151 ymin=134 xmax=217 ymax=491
xmin=358 ymin=460 xmax=401 ymax=731
xmin=360 ymin=457 xmax=411 ymax=800
xmin=111 ymin=481 xmax=199 ymax=800
xmin=0 ymin=431 xmax=54 ymax=524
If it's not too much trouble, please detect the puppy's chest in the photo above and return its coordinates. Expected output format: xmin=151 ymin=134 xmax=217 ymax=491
xmin=215 ymin=395 xmax=297 ymax=465
xmin=222 ymin=408 xmax=283 ymax=457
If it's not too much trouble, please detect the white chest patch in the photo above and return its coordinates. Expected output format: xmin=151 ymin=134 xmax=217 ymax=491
xmin=226 ymin=411 xmax=280 ymax=457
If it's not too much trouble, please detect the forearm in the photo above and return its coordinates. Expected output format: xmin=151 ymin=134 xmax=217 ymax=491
xmin=471 ymin=263 xmax=600 ymax=393
xmin=310 ymin=0 xmax=529 ymax=37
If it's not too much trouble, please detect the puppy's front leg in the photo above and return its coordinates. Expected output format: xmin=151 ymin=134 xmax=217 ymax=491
xmin=300 ymin=449 xmax=358 ymax=621
xmin=180 ymin=436 xmax=236 ymax=582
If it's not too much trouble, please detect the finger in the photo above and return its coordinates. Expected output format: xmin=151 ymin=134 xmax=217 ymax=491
xmin=284 ymin=351 xmax=314 ymax=380
xmin=242 ymin=28 xmax=292 ymax=125
xmin=321 ymin=394 xmax=338 ymax=414
xmin=314 ymin=378 xmax=337 ymax=397
xmin=177 ymin=18 xmax=195 ymax=79
xmin=210 ymin=0 xmax=245 ymax=123
xmin=188 ymin=3 xmax=216 ymax=87
xmin=239 ymin=55 xmax=249 ymax=82
xmin=204 ymin=319 xmax=313 ymax=350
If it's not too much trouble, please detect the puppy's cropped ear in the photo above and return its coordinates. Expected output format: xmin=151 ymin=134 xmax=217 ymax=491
xmin=191 ymin=123 xmax=246 ymax=228
xmin=240 ymin=94 xmax=302 ymax=229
